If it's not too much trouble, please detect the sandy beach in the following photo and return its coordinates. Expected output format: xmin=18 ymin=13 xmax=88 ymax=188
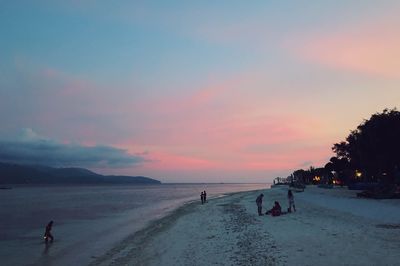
xmin=92 ymin=186 xmax=400 ymax=266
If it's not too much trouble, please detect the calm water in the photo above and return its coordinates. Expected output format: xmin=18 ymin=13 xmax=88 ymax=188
xmin=0 ymin=183 xmax=267 ymax=266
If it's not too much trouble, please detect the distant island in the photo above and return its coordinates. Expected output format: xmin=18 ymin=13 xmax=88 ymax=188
xmin=0 ymin=162 xmax=161 ymax=185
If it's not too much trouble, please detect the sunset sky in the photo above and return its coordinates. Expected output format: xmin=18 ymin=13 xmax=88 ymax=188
xmin=1 ymin=1 xmax=399 ymax=182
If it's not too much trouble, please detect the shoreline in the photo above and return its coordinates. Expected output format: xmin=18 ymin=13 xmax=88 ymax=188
xmin=90 ymin=188 xmax=265 ymax=265
xmin=1 ymin=184 xmax=265 ymax=266
xmin=92 ymin=185 xmax=400 ymax=265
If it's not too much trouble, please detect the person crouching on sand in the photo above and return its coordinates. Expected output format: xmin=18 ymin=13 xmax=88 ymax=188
xmin=44 ymin=220 xmax=54 ymax=243
xmin=288 ymin=189 xmax=296 ymax=212
xmin=266 ymin=201 xmax=282 ymax=216
xmin=256 ymin=194 xmax=264 ymax=216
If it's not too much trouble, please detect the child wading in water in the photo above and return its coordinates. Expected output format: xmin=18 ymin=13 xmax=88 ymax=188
xmin=288 ymin=190 xmax=296 ymax=212
xmin=44 ymin=221 xmax=54 ymax=243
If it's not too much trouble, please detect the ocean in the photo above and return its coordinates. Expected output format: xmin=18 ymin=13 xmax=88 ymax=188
xmin=0 ymin=183 xmax=267 ymax=266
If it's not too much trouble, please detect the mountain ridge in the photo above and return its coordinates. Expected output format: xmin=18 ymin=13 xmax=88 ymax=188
xmin=0 ymin=162 xmax=161 ymax=184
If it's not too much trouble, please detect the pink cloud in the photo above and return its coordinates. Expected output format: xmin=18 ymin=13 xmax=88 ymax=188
xmin=141 ymin=151 xmax=218 ymax=171
xmin=126 ymin=141 xmax=332 ymax=177
xmin=289 ymin=21 xmax=400 ymax=78
xmin=22 ymin=64 xmax=335 ymax=180
xmin=112 ymin=72 xmax=336 ymax=177
xmin=120 ymin=110 xmax=328 ymax=175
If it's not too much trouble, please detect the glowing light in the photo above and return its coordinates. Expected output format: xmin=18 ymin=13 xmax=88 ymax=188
xmin=313 ymin=176 xmax=321 ymax=182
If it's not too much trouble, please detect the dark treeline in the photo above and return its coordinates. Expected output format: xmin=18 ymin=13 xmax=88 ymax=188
xmin=275 ymin=108 xmax=400 ymax=190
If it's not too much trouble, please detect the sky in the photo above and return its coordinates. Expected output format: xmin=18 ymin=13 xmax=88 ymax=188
xmin=0 ymin=1 xmax=399 ymax=183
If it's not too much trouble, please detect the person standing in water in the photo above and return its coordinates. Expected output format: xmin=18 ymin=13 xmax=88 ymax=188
xmin=203 ymin=190 xmax=207 ymax=203
xmin=200 ymin=191 xmax=204 ymax=204
xmin=256 ymin=194 xmax=264 ymax=216
xmin=288 ymin=190 xmax=296 ymax=212
xmin=44 ymin=220 xmax=54 ymax=243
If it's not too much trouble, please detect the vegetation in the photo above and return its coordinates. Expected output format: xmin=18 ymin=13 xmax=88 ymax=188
xmin=283 ymin=108 xmax=400 ymax=188
xmin=332 ymin=108 xmax=400 ymax=184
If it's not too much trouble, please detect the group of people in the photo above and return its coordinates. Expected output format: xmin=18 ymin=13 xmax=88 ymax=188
xmin=256 ymin=189 xmax=296 ymax=217
xmin=42 ymin=190 xmax=292 ymax=246
xmin=200 ymin=190 xmax=207 ymax=204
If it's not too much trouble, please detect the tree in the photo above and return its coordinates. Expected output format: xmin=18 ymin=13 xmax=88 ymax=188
xmin=292 ymin=169 xmax=307 ymax=184
xmin=325 ymin=157 xmax=351 ymax=184
xmin=292 ymin=166 xmax=320 ymax=184
xmin=332 ymin=108 xmax=400 ymax=184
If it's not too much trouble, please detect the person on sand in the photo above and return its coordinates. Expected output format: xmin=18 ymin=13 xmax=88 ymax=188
xmin=288 ymin=189 xmax=296 ymax=212
xmin=203 ymin=190 xmax=207 ymax=203
xmin=200 ymin=191 xmax=204 ymax=204
xmin=256 ymin=193 xmax=264 ymax=216
xmin=266 ymin=201 xmax=282 ymax=216
xmin=44 ymin=220 xmax=54 ymax=243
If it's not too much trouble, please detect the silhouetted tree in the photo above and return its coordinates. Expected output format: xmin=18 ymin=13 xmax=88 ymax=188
xmin=325 ymin=157 xmax=351 ymax=184
xmin=332 ymin=108 xmax=400 ymax=184
xmin=292 ymin=166 xmax=322 ymax=185
xmin=293 ymin=169 xmax=307 ymax=184
xmin=324 ymin=161 xmax=334 ymax=172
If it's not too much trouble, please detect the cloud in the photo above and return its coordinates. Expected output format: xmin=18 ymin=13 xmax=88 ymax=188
xmin=288 ymin=19 xmax=400 ymax=78
xmin=0 ymin=129 xmax=145 ymax=168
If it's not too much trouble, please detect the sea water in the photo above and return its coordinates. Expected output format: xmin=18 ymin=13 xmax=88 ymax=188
xmin=0 ymin=183 xmax=267 ymax=266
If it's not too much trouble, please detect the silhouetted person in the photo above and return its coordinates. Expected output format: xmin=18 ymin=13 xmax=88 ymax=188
xmin=256 ymin=194 xmax=264 ymax=216
xmin=288 ymin=189 xmax=296 ymax=212
xmin=203 ymin=191 xmax=207 ymax=203
xmin=201 ymin=191 xmax=204 ymax=204
xmin=266 ymin=201 xmax=282 ymax=216
xmin=44 ymin=221 xmax=54 ymax=243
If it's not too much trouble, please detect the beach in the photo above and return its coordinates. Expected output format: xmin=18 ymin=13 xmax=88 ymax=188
xmin=92 ymin=186 xmax=400 ymax=266
xmin=0 ymin=184 xmax=263 ymax=266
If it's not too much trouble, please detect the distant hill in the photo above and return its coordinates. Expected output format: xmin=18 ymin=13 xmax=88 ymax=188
xmin=0 ymin=162 xmax=161 ymax=185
